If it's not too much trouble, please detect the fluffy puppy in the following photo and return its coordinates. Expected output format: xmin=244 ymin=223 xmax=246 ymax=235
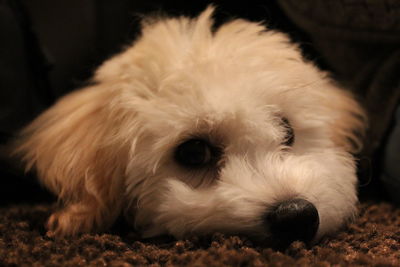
xmin=15 ymin=7 xmax=366 ymax=245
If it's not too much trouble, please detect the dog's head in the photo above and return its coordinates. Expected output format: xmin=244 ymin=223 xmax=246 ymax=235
xmin=16 ymin=7 xmax=366 ymax=245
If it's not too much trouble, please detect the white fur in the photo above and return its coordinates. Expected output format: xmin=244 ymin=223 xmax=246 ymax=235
xmin=15 ymin=6 xmax=366 ymax=241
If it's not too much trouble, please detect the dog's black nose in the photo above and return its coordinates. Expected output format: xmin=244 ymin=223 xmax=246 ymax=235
xmin=265 ymin=199 xmax=319 ymax=245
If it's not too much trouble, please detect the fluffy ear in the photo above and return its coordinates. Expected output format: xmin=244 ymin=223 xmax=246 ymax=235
xmin=324 ymin=84 xmax=367 ymax=154
xmin=14 ymin=85 xmax=129 ymax=236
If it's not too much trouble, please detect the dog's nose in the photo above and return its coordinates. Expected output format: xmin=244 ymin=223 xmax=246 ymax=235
xmin=265 ymin=199 xmax=319 ymax=245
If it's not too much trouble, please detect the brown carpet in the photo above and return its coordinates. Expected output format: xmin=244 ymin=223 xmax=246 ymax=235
xmin=1 ymin=201 xmax=400 ymax=266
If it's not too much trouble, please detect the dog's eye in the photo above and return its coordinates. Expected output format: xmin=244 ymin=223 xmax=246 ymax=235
xmin=282 ymin=117 xmax=295 ymax=146
xmin=175 ymin=139 xmax=217 ymax=168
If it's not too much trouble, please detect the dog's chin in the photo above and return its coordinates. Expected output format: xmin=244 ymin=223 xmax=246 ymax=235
xmin=137 ymin=213 xmax=353 ymax=250
xmin=135 ymin=200 xmax=344 ymax=251
xmin=136 ymin=197 xmax=356 ymax=249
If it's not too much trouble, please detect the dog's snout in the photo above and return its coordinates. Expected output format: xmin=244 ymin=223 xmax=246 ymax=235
xmin=265 ymin=199 xmax=319 ymax=245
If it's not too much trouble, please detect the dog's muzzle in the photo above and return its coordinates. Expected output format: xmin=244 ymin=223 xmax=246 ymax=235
xmin=264 ymin=199 xmax=319 ymax=246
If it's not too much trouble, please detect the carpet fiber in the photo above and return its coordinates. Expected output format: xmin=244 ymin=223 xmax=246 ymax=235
xmin=1 ymin=201 xmax=400 ymax=266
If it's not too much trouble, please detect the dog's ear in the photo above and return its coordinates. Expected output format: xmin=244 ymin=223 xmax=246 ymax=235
xmin=14 ymin=85 xmax=130 ymax=236
xmin=323 ymin=84 xmax=367 ymax=154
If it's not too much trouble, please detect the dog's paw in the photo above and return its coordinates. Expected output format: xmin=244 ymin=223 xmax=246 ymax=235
xmin=46 ymin=204 xmax=99 ymax=237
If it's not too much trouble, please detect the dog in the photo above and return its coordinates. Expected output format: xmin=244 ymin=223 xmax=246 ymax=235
xmin=15 ymin=6 xmax=366 ymax=245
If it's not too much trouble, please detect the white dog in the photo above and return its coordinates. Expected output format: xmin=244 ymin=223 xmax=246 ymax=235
xmin=15 ymin=7 xmax=366 ymax=245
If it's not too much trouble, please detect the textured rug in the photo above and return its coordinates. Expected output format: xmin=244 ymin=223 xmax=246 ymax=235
xmin=1 ymin=201 xmax=400 ymax=266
